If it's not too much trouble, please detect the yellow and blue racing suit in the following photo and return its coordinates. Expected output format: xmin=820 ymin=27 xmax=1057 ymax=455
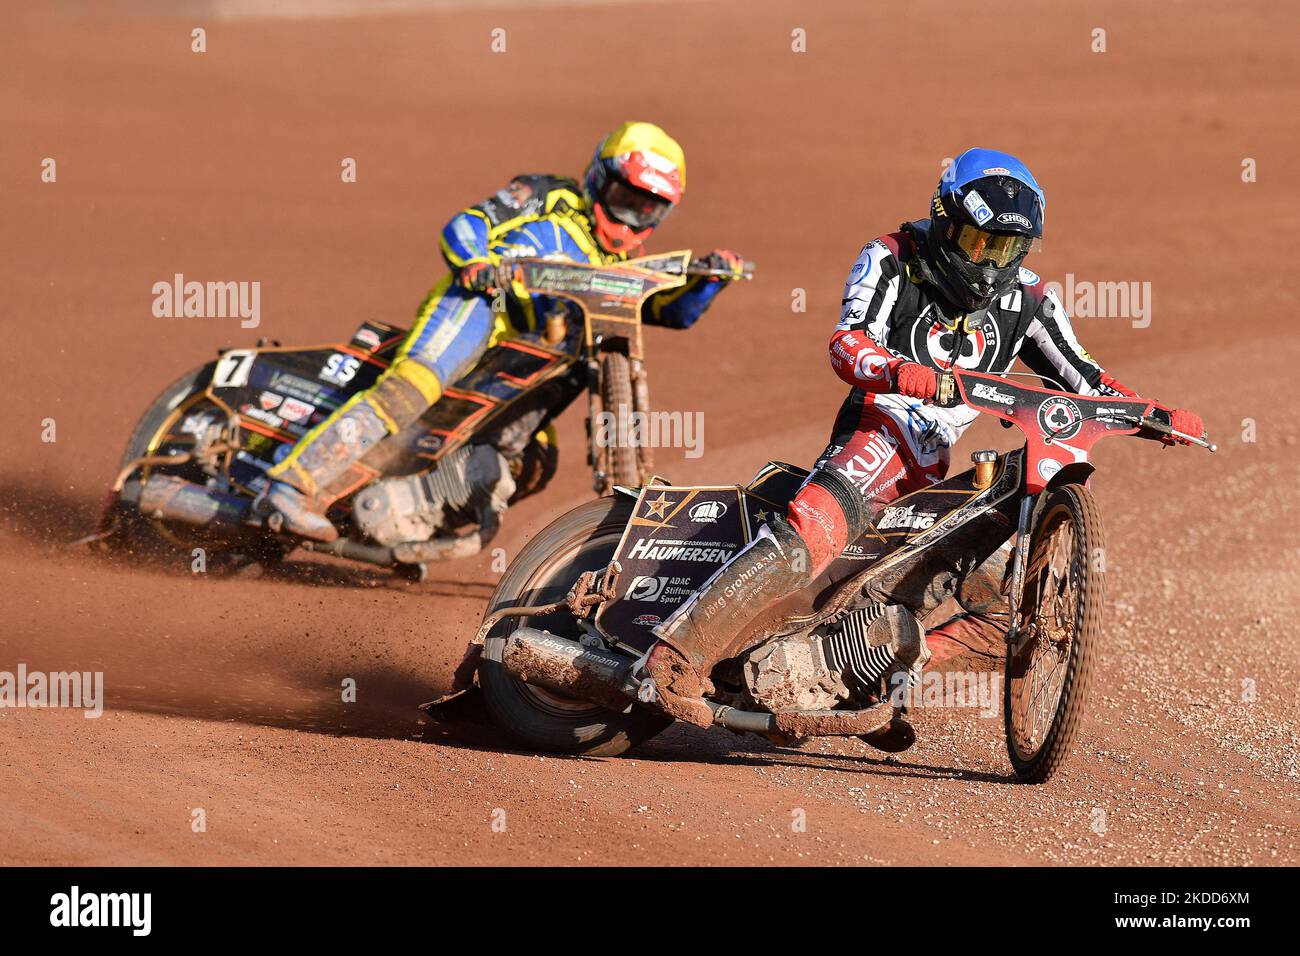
xmin=268 ymin=173 xmax=728 ymax=500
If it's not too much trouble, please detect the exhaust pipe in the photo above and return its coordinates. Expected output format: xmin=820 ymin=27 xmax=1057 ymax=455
xmin=487 ymin=627 xmax=892 ymax=740
xmin=135 ymin=474 xmax=253 ymax=530
xmin=488 ymin=627 xmax=638 ymax=711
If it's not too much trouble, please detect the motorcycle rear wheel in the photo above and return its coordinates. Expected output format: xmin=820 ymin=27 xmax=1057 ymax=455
xmin=1003 ymin=483 xmax=1101 ymax=783
xmin=478 ymin=495 xmax=671 ymax=756
xmin=110 ymin=364 xmax=286 ymax=570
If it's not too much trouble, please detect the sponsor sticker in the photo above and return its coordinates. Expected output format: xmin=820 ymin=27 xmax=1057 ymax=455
xmin=963 ymin=189 xmax=994 ymax=226
xmin=319 ymin=352 xmax=361 ymax=386
xmin=997 ymin=211 xmax=1033 ymax=230
xmin=353 ymin=328 xmax=382 ymax=351
xmin=242 ymin=406 xmax=283 ymax=428
xmin=1038 ymin=458 xmax=1063 ymax=481
xmin=416 ymin=433 xmax=445 ymax=453
xmin=626 ymin=575 xmax=669 ymax=601
xmin=688 ymin=500 xmax=728 ymax=523
xmin=278 ymin=398 xmax=315 ymax=423
xmin=1037 ymin=396 xmax=1083 ymax=440
xmin=971 ymin=382 xmax=1016 ymax=406
xmin=876 ymin=504 xmax=938 ymax=531
xmin=642 ymin=151 xmax=679 ymax=175
xmin=637 ymin=170 xmax=675 ymax=195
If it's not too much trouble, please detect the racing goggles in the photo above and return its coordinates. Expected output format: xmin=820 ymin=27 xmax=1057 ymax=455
xmin=952 ymin=224 xmax=1036 ymax=268
xmin=599 ymin=178 xmax=674 ymax=230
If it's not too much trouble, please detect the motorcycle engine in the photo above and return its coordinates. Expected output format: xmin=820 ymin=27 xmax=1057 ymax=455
xmin=744 ymin=635 xmax=851 ymax=712
xmin=353 ymin=444 xmax=515 ymax=547
xmin=743 ymin=605 xmax=900 ymax=712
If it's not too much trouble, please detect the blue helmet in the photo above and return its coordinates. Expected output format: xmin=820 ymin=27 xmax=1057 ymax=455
xmin=927 ymin=148 xmax=1045 ymax=311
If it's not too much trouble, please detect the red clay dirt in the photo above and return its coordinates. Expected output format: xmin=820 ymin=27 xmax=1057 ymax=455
xmin=1 ymin=0 xmax=1297 ymax=866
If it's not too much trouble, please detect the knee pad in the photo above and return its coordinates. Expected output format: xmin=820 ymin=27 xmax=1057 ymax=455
xmin=368 ymin=361 xmax=442 ymax=432
xmin=786 ymin=468 xmax=864 ymax=576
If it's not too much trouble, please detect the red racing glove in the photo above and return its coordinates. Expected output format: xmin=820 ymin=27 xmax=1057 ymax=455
xmin=1167 ymin=407 xmax=1205 ymax=446
xmin=895 ymin=362 xmax=939 ymax=401
xmin=456 ymin=260 xmax=497 ymax=293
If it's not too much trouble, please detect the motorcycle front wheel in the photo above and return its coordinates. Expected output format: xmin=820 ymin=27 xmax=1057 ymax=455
xmin=1003 ymin=483 xmax=1101 ymax=783
xmin=596 ymin=351 xmax=643 ymax=493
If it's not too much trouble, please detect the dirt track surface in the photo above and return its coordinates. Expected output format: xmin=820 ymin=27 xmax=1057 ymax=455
xmin=2 ymin=0 xmax=1298 ymax=866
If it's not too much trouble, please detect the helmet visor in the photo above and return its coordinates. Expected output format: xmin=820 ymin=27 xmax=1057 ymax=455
xmin=600 ymin=178 xmax=673 ymax=230
xmin=952 ymin=224 xmax=1036 ymax=268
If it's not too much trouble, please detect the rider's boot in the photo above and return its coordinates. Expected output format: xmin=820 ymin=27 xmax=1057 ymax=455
xmin=260 ymin=401 xmax=391 ymax=542
xmin=646 ymin=514 xmax=813 ymax=729
xmin=260 ymin=362 xmax=439 ymax=542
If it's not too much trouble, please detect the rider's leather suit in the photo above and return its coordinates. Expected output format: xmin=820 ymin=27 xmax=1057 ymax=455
xmin=797 ymin=219 xmax=1136 ymax=570
xmin=648 ymin=218 xmax=1136 ymax=727
xmin=267 ymin=174 xmax=728 ymax=502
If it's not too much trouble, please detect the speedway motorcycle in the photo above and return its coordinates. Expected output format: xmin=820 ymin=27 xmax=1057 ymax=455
xmin=428 ymin=367 xmax=1214 ymax=783
xmin=91 ymin=251 xmax=748 ymax=578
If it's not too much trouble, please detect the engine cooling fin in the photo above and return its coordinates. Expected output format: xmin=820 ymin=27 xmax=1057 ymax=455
xmin=822 ymin=604 xmax=896 ymax=696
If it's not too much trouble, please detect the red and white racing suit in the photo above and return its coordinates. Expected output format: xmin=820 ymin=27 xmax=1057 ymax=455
xmin=788 ymin=221 xmax=1135 ymax=575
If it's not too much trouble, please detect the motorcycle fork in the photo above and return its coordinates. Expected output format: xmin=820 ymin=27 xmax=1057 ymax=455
xmin=1003 ymin=492 xmax=1037 ymax=651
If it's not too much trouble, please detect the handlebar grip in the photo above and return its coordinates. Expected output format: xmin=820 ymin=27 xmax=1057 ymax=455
xmin=1141 ymin=415 xmax=1217 ymax=452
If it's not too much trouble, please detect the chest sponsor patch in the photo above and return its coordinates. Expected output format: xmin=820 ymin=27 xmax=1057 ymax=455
xmin=911 ymin=310 xmax=1003 ymax=372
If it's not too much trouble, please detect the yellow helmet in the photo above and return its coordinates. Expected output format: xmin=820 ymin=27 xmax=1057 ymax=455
xmin=585 ymin=121 xmax=685 ymax=253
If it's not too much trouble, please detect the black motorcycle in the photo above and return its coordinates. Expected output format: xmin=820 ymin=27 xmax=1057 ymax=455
xmin=429 ymin=367 xmax=1214 ymax=782
xmin=91 ymin=252 xmax=745 ymax=578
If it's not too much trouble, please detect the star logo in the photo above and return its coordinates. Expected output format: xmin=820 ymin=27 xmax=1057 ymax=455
xmin=643 ymin=493 xmax=672 ymax=519
xmin=754 ymin=509 xmax=769 ymax=524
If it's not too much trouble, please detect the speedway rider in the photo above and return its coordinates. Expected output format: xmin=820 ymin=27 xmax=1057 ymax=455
xmin=262 ymin=121 xmax=744 ymax=542
xmin=644 ymin=148 xmax=1205 ymax=746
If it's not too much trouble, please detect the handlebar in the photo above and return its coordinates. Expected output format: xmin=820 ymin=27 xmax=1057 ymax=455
xmin=489 ymin=255 xmax=754 ymax=290
xmin=1131 ymin=414 xmax=1217 ymax=452
xmin=685 ymin=258 xmax=756 ymax=280
xmin=936 ymin=368 xmax=1216 ymax=453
